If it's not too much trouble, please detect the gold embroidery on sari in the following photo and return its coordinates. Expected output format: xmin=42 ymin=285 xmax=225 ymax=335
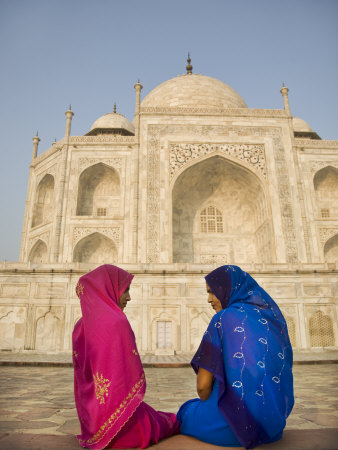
xmin=79 ymin=373 xmax=145 ymax=446
xmin=73 ymin=351 xmax=78 ymax=358
xmin=132 ymin=349 xmax=138 ymax=356
xmin=76 ymin=282 xmax=84 ymax=298
xmin=93 ymin=373 xmax=111 ymax=405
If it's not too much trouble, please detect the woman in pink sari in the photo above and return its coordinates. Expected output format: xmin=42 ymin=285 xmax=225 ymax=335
xmin=72 ymin=264 xmax=179 ymax=449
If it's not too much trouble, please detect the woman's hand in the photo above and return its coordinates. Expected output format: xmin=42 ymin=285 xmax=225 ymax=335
xmin=197 ymin=367 xmax=214 ymax=401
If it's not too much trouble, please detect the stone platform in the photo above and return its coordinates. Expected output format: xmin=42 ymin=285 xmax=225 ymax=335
xmin=0 ymin=363 xmax=337 ymax=449
xmin=1 ymin=350 xmax=338 ymax=367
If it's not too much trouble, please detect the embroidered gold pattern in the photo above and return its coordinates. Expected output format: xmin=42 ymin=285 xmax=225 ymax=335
xmin=132 ymin=349 xmax=138 ymax=356
xmin=79 ymin=373 xmax=145 ymax=446
xmin=93 ymin=373 xmax=111 ymax=405
xmin=73 ymin=351 xmax=78 ymax=358
xmin=76 ymin=282 xmax=84 ymax=298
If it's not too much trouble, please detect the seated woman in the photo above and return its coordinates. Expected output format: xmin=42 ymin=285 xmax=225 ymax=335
xmin=72 ymin=264 xmax=179 ymax=449
xmin=178 ymin=265 xmax=294 ymax=449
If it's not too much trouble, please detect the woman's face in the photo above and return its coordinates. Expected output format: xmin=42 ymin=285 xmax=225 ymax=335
xmin=206 ymin=283 xmax=222 ymax=313
xmin=118 ymin=286 xmax=131 ymax=310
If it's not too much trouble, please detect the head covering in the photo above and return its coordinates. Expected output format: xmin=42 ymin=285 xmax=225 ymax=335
xmin=72 ymin=264 xmax=145 ymax=450
xmin=192 ymin=265 xmax=294 ymax=449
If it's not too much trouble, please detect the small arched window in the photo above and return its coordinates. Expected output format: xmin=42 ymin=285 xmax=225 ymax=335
xmin=200 ymin=206 xmax=223 ymax=233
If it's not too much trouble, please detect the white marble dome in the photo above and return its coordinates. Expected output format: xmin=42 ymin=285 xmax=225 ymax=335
xmin=90 ymin=112 xmax=135 ymax=134
xmin=141 ymin=73 xmax=247 ymax=109
xmin=292 ymin=117 xmax=313 ymax=132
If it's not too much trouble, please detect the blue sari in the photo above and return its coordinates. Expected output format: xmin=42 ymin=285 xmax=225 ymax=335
xmin=178 ymin=266 xmax=294 ymax=449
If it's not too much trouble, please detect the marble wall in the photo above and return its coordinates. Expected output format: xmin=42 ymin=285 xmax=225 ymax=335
xmin=0 ymin=264 xmax=337 ymax=354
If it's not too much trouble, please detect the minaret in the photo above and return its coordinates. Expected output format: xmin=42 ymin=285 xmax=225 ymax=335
xmin=134 ymin=79 xmax=143 ymax=139
xmin=133 ymin=79 xmax=143 ymax=263
xmin=65 ymin=104 xmax=74 ymax=137
xmin=280 ymin=83 xmax=291 ymax=116
xmin=186 ymin=52 xmax=193 ymax=75
xmin=32 ymin=131 xmax=40 ymax=160
xmin=134 ymin=80 xmax=143 ymax=114
xmin=20 ymin=131 xmax=40 ymax=261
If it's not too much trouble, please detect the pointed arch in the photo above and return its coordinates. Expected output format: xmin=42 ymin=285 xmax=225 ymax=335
xmin=28 ymin=239 xmax=48 ymax=263
xmin=324 ymin=234 xmax=338 ymax=263
xmin=172 ymin=155 xmax=274 ymax=264
xmin=76 ymin=163 xmax=120 ymax=216
xmin=31 ymin=174 xmax=55 ymax=227
xmin=73 ymin=232 xmax=117 ymax=263
xmin=313 ymin=166 xmax=338 ymax=218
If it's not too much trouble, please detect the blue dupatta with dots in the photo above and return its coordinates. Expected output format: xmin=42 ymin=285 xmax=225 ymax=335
xmin=191 ymin=266 xmax=294 ymax=449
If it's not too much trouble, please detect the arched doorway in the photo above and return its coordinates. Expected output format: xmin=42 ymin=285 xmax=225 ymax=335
xmin=76 ymin=163 xmax=120 ymax=216
xmin=172 ymin=156 xmax=273 ymax=264
xmin=313 ymin=166 xmax=338 ymax=219
xmin=324 ymin=234 xmax=338 ymax=263
xmin=31 ymin=174 xmax=54 ymax=227
xmin=73 ymin=232 xmax=117 ymax=263
xmin=29 ymin=239 xmax=48 ymax=263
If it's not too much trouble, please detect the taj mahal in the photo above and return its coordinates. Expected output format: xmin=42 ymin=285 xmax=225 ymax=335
xmin=0 ymin=58 xmax=337 ymax=356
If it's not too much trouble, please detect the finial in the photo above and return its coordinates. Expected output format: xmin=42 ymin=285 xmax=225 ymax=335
xmin=113 ymin=103 xmax=117 ymax=113
xmin=186 ymin=52 xmax=193 ymax=75
xmin=54 ymin=138 xmax=57 ymax=143
xmin=69 ymin=104 xmax=72 ymax=111
xmin=137 ymin=79 xmax=140 ymax=84
xmin=36 ymin=131 xmax=39 ymax=137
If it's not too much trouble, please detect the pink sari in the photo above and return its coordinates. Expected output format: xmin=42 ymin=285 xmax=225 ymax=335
xmin=72 ymin=265 xmax=179 ymax=449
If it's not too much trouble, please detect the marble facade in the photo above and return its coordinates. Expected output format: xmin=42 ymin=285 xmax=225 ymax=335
xmin=0 ymin=68 xmax=337 ymax=355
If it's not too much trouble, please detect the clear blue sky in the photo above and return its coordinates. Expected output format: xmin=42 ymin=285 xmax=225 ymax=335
xmin=0 ymin=0 xmax=337 ymax=261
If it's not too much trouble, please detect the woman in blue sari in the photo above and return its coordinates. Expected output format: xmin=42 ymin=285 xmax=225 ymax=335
xmin=177 ymin=265 xmax=294 ymax=449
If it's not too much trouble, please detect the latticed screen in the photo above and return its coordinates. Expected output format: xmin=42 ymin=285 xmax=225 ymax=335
xmin=97 ymin=208 xmax=107 ymax=216
xmin=201 ymin=206 xmax=223 ymax=233
xmin=321 ymin=208 xmax=330 ymax=218
xmin=309 ymin=310 xmax=335 ymax=347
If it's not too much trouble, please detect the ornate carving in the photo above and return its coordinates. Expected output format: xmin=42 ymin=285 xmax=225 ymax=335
xmin=36 ymin=165 xmax=57 ymax=185
xmin=78 ymin=157 xmax=122 ymax=172
xmin=146 ymin=127 xmax=161 ymax=263
xmin=70 ymin=136 xmax=135 ymax=144
xmin=295 ymin=139 xmax=338 ymax=148
xmin=170 ymin=143 xmax=266 ymax=180
xmin=29 ymin=231 xmax=50 ymax=249
xmin=319 ymin=228 xmax=337 ymax=244
xmin=200 ymin=254 xmax=228 ymax=265
xmin=271 ymin=133 xmax=298 ymax=262
xmin=73 ymin=227 xmax=121 ymax=245
xmin=310 ymin=161 xmax=338 ymax=174
xmin=141 ymin=106 xmax=286 ymax=117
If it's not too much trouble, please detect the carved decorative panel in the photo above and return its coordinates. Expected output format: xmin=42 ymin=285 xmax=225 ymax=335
xmin=29 ymin=231 xmax=50 ymax=249
xmin=78 ymin=158 xmax=122 ymax=173
xmin=150 ymin=285 xmax=179 ymax=297
xmin=170 ymin=143 xmax=266 ymax=181
xmin=0 ymin=284 xmax=30 ymax=297
xmin=73 ymin=227 xmax=121 ymax=245
xmin=35 ymin=283 xmax=67 ymax=299
xmin=70 ymin=136 xmax=135 ymax=144
xmin=146 ymin=126 xmax=161 ymax=263
xmin=310 ymin=161 xmax=338 ymax=174
xmin=319 ymin=228 xmax=337 ymax=244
